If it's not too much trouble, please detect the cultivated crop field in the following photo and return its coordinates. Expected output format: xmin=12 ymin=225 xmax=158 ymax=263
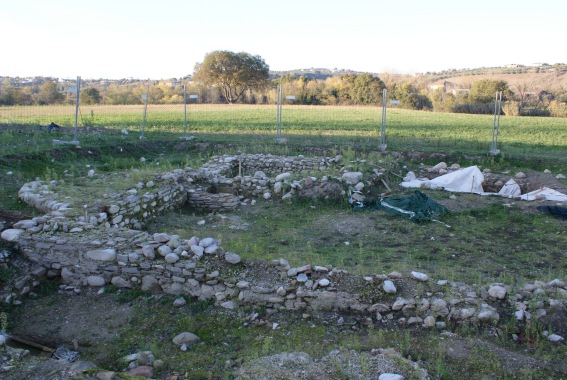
xmin=1 ymin=109 xmax=566 ymax=379
xmin=2 ymin=104 xmax=567 ymax=158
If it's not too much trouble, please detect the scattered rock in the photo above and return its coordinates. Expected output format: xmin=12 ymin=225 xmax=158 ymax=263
xmin=488 ymin=285 xmax=507 ymax=300
xmin=383 ymin=280 xmax=397 ymax=294
xmin=275 ymin=172 xmax=291 ymax=182
xmin=379 ymin=374 xmax=404 ymax=380
xmin=111 ymin=276 xmax=131 ymax=288
xmin=173 ymin=297 xmax=186 ymax=307
xmin=403 ymin=171 xmax=416 ymax=181
xmin=86 ymin=276 xmax=105 ymax=287
xmin=342 ymin=172 xmax=363 ymax=185
xmin=172 ymin=332 xmax=200 ymax=346
xmin=411 ymin=271 xmax=428 ymax=282
xmin=0 ymin=229 xmax=24 ymax=242
xmin=428 ymin=162 xmax=447 ymax=172
xmin=126 ymin=365 xmax=154 ymax=378
xmin=225 ymin=252 xmax=241 ymax=265
xmin=86 ymin=249 xmax=116 ymax=262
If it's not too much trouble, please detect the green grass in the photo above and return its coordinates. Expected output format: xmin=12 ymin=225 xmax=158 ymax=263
xmin=149 ymin=195 xmax=567 ymax=286
xmin=2 ymin=104 xmax=567 ymax=158
xmin=1 ymin=106 xmax=567 ymax=379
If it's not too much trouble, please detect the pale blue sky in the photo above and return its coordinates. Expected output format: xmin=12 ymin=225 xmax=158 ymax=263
xmin=2 ymin=0 xmax=566 ymax=79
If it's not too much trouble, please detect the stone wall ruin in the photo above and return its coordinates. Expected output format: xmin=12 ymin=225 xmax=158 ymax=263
xmin=1 ymin=154 xmax=566 ymax=338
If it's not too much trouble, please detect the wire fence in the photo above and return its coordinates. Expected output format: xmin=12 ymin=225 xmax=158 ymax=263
xmin=2 ymin=88 xmax=567 ymax=160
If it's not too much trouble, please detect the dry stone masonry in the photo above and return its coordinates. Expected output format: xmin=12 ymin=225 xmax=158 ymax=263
xmin=1 ymin=154 xmax=566 ymax=341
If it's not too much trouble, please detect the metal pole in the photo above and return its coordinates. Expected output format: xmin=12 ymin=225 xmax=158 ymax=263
xmin=73 ymin=76 xmax=80 ymax=143
xmin=490 ymin=91 xmax=502 ymax=155
xmin=279 ymin=85 xmax=283 ymax=137
xmin=276 ymin=84 xmax=282 ymax=139
xmin=183 ymin=84 xmax=187 ymax=138
xmin=141 ymin=81 xmax=150 ymax=140
xmin=380 ymin=88 xmax=387 ymax=152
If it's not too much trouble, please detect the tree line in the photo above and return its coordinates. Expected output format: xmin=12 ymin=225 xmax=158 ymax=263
xmin=1 ymin=51 xmax=566 ymax=117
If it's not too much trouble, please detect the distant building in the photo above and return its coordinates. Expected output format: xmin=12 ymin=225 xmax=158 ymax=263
xmin=429 ymin=80 xmax=469 ymax=95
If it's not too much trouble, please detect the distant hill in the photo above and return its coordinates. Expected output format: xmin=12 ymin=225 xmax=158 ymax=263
xmin=271 ymin=64 xmax=567 ymax=94
xmin=270 ymin=68 xmax=366 ymax=80
xmin=425 ymin=71 xmax=567 ymax=93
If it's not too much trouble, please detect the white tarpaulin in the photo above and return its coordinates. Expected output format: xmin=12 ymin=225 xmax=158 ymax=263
xmin=497 ymin=178 xmax=521 ymax=198
xmin=520 ymin=187 xmax=567 ymax=202
xmin=401 ymin=166 xmax=485 ymax=194
xmin=401 ymin=166 xmax=567 ymax=202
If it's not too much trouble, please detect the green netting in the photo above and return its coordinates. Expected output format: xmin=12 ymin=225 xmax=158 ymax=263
xmin=349 ymin=189 xmax=448 ymax=222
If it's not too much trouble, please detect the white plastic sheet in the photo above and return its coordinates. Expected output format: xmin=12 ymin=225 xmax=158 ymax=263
xmin=401 ymin=166 xmax=485 ymax=194
xmin=520 ymin=187 xmax=567 ymax=202
xmin=497 ymin=179 xmax=521 ymax=198
xmin=401 ymin=166 xmax=567 ymax=202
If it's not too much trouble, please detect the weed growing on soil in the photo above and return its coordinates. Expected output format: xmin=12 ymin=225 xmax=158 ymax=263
xmin=1 ymin=125 xmax=566 ymax=379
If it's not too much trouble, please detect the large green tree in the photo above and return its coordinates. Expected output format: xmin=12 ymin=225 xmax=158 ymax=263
xmin=193 ymin=51 xmax=270 ymax=104
xmin=469 ymin=79 xmax=509 ymax=103
xmin=350 ymin=73 xmax=385 ymax=104
xmin=35 ymin=80 xmax=64 ymax=105
xmin=81 ymin=87 xmax=102 ymax=105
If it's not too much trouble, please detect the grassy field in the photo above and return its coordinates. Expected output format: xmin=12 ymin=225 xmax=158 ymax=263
xmin=1 ymin=106 xmax=567 ymax=379
xmin=2 ymin=104 xmax=567 ymax=158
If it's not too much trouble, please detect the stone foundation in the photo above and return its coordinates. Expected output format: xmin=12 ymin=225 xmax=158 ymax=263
xmin=2 ymin=154 xmax=566 ymax=334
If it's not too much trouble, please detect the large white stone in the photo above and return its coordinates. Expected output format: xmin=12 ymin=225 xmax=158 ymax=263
xmin=221 ymin=301 xmax=235 ymax=310
xmin=13 ymin=220 xmax=37 ymax=229
xmin=157 ymin=245 xmax=172 ymax=257
xmin=379 ymin=374 xmax=404 ymax=380
xmin=429 ymin=162 xmax=447 ymax=172
xmin=1 ymin=229 xmax=24 ymax=242
xmin=341 ymin=172 xmax=363 ymax=185
xmin=153 ymin=233 xmax=170 ymax=243
xmin=383 ymin=280 xmax=397 ymax=294
xmin=142 ymin=246 xmax=155 ymax=260
xmin=488 ymin=285 xmax=507 ymax=300
xmin=275 ymin=172 xmax=291 ymax=182
xmin=108 ymin=205 xmax=120 ymax=214
xmin=87 ymin=276 xmax=106 ymax=287
xmin=141 ymin=275 xmax=161 ymax=292
xmin=165 ymin=253 xmax=180 ymax=263
xmin=199 ymin=237 xmax=216 ymax=248
xmin=204 ymin=244 xmax=218 ymax=254
xmin=86 ymin=248 xmax=116 ymax=261
xmin=172 ymin=332 xmax=200 ymax=346
xmin=422 ymin=315 xmax=436 ymax=328
xmin=411 ymin=271 xmax=428 ymax=282
xmin=111 ymin=276 xmax=131 ymax=288
xmin=190 ymin=245 xmax=204 ymax=257
xmin=225 ymin=252 xmax=241 ymax=264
